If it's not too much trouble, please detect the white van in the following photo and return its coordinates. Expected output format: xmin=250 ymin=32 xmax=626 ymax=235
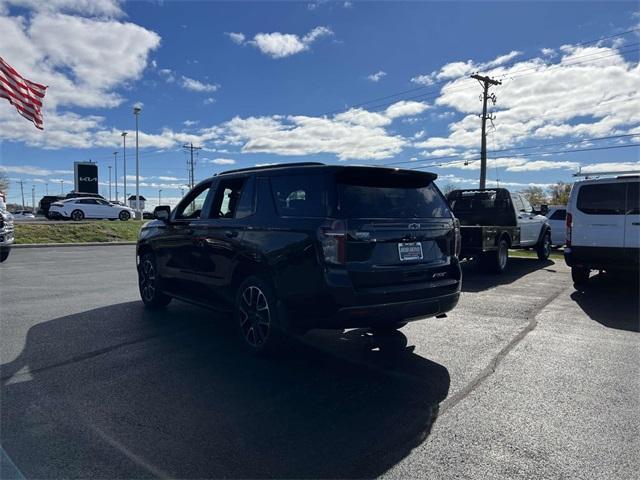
xmin=564 ymin=176 xmax=639 ymax=286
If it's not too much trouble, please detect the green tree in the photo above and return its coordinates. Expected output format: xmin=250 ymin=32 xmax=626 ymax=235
xmin=547 ymin=181 xmax=572 ymax=205
xmin=521 ymin=186 xmax=548 ymax=206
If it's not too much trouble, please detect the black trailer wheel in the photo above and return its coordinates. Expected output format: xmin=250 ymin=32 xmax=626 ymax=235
xmin=480 ymin=238 xmax=509 ymax=274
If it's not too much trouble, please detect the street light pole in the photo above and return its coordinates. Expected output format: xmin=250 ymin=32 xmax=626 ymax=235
xmin=133 ymin=106 xmax=142 ymax=219
xmin=113 ymin=151 xmax=119 ymax=202
xmin=121 ymin=132 xmax=128 ymax=206
xmin=45 ymin=183 xmax=48 ymax=195
xmin=60 ymin=180 xmax=64 ymax=195
xmin=108 ymin=165 xmax=112 ymax=201
xmin=158 ymin=189 xmax=162 ymax=206
xmin=31 ymin=185 xmax=35 ymax=213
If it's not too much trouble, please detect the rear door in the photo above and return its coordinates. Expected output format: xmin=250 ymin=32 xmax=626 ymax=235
xmin=334 ymin=169 xmax=456 ymax=290
xmin=77 ymin=199 xmax=98 ymax=218
xmin=548 ymin=208 xmax=567 ymax=245
xmin=573 ymin=181 xmax=626 ymax=248
xmin=624 ymin=181 xmax=640 ymax=262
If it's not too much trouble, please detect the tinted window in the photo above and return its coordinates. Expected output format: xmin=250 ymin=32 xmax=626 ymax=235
xmin=175 ymin=183 xmax=213 ymax=220
xmin=627 ymin=182 xmax=639 ymax=215
xmin=270 ymin=175 xmax=327 ymax=217
xmin=577 ymin=183 xmax=626 ymax=215
xmin=549 ymin=209 xmax=566 ymax=221
xmin=520 ymin=195 xmax=533 ymax=213
xmin=234 ymin=176 xmax=255 ymax=219
xmin=339 ymin=182 xmax=449 ymax=218
xmin=210 ymin=177 xmax=250 ymax=219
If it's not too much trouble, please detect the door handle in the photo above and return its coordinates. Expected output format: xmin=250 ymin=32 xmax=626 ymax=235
xmin=632 ymin=222 xmax=640 ymax=226
xmin=225 ymin=230 xmax=238 ymax=238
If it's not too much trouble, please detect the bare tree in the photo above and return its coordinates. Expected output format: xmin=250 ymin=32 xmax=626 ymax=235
xmin=547 ymin=181 xmax=572 ymax=205
xmin=441 ymin=183 xmax=459 ymax=196
xmin=0 ymin=170 xmax=8 ymax=193
xmin=520 ymin=186 xmax=548 ymax=206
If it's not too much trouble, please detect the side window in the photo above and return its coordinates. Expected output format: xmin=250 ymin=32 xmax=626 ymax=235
xmin=626 ymin=182 xmax=639 ymax=215
xmin=520 ymin=195 xmax=533 ymax=213
xmin=209 ymin=177 xmax=249 ymax=219
xmin=549 ymin=209 xmax=566 ymax=221
xmin=234 ymin=176 xmax=255 ymax=219
xmin=577 ymin=183 xmax=626 ymax=215
xmin=270 ymin=174 xmax=327 ymax=217
xmin=97 ymin=199 xmax=110 ymax=205
xmin=511 ymin=194 xmax=524 ymax=212
xmin=175 ymin=183 xmax=213 ymax=220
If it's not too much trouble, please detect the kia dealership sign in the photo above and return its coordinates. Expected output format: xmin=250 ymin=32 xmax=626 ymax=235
xmin=74 ymin=162 xmax=99 ymax=194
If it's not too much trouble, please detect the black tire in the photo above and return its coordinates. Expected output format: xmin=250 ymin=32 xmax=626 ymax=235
xmin=235 ymin=276 xmax=285 ymax=354
xmin=70 ymin=209 xmax=84 ymax=221
xmin=571 ymin=267 xmax=590 ymax=288
xmin=119 ymin=210 xmax=131 ymax=221
xmin=480 ymin=238 xmax=509 ymax=274
xmin=536 ymin=230 xmax=551 ymax=261
xmin=138 ymin=252 xmax=172 ymax=308
xmin=0 ymin=250 xmax=9 ymax=263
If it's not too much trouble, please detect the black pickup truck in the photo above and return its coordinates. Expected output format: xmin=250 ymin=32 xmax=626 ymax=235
xmin=446 ymin=188 xmax=551 ymax=273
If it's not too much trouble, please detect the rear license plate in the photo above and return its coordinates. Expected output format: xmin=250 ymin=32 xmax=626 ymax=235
xmin=398 ymin=242 xmax=423 ymax=261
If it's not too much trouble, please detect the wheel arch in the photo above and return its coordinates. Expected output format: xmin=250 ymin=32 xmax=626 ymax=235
xmin=230 ymin=256 xmax=274 ymax=291
xmin=535 ymin=224 xmax=551 ymax=245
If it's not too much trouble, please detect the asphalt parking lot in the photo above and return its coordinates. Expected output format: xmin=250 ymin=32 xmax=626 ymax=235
xmin=1 ymin=246 xmax=638 ymax=479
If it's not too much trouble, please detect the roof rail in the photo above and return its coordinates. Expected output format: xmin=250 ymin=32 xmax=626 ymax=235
xmin=218 ymin=162 xmax=325 ymax=176
xmin=573 ymin=168 xmax=640 ymax=177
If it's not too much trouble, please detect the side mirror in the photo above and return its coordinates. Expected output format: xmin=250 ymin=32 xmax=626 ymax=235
xmin=539 ymin=204 xmax=549 ymax=215
xmin=154 ymin=205 xmax=171 ymax=222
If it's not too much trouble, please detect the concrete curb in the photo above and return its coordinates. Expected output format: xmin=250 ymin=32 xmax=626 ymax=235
xmin=12 ymin=242 xmax=136 ymax=249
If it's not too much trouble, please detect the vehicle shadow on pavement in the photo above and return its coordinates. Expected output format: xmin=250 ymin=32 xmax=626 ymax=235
xmin=461 ymin=257 xmax=555 ymax=292
xmin=0 ymin=301 xmax=450 ymax=479
xmin=570 ymin=272 xmax=640 ymax=332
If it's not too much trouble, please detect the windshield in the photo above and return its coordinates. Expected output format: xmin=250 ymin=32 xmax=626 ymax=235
xmin=336 ymin=172 xmax=449 ymax=219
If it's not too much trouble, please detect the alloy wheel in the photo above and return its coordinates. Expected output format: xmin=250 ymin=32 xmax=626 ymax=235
xmin=238 ymin=285 xmax=271 ymax=347
xmin=140 ymin=259 xmax=156 ymax=302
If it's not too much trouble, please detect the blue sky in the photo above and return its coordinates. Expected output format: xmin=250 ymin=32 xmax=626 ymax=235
xmin=1 ymin=0 xmax=639 ymax=208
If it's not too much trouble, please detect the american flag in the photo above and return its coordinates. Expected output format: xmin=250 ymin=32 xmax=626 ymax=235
xmin=0 ymin=56 xmax=48 ymax=130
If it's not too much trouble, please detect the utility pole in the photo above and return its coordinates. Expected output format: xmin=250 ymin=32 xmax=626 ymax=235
xmin=19 ymin=179 xmax=25 ymax=209
xmin=113 ymin=151 xmax=119 ymax=202
xmin=60 ymin=180 xmax=64 ymax=195
xmin=183 ymin=143 xmax=202 ymax=189
xmin=121 ymin=132 xmax=128 ymax=205
xmin=108 ymin=165 xmax=112 ymax=201
xmin=470 ymin=74 xmax=501 ymax=189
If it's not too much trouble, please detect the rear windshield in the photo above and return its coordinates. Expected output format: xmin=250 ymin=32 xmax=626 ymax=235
xmin=337 ymin=173 xmax=449 ymax=219
xmin=577 ymin=183 xmax=626 ymax=215
xmin=448 ymin=190 xmax=515 ymax=226
xmin=270 ymin=174 xmax=328 ymax=217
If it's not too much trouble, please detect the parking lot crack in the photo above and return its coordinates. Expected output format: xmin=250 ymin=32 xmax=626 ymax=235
xmin=438 ymin=284 xmax=568 ymax=416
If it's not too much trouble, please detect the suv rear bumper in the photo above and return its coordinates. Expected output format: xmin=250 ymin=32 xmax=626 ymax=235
xmin=564 ymin=246 xmax=639 ymax=271
xmin=327 ymin=291 xmax=460 ymax=328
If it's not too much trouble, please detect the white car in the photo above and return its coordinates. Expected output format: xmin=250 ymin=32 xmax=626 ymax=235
xmin=564 ymin=175 xmax=639 ymax=286
xmin=49 ymin=197 xmax=135 ymax=221
xmin=545 ymin=205 xmax=567 ymax=246
xmin=10 ymin=210 xmax=36 ymax=220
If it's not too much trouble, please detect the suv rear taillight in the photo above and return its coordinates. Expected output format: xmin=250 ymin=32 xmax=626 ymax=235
xmin=318 ymin=220 xmax=346 ymax=265
xmin=566 ymin=212 xmax=572 ymax=247
xmin=453 ymin=217 xmax=461 ymax=258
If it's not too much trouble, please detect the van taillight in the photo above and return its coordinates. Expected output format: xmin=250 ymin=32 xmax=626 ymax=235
xmin=318 ymin=220 xmax=346 ymax=265
xmin=453 ymin=217 xmax=461 ymax=257
xmin=566 ymin=212 xmax=572 ymax=247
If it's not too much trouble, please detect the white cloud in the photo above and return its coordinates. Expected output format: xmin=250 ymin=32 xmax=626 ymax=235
xmin=367 ymin=70 xmax=386 ymax=82
xmin=226 ymin=32 xmax=245 ymax=45
xmin=180 ymin=76 xmax=219 ymax=93
xmin=0 ymin=0 xmax=124 ymax=16
xmin=579 ymin=162 xmax=640 ymax=173
xmin=0 ymin=164 xmax=73 ymax=176
xmin=415 ymin=45 xmax=640 ymax=156
xmin=385 ymin=100 xmax=430 ymax=119
xmin=158 ymin=68 xmax=176 ymax=83
xmin=203 ymin=97 xmax=216 ymax=105
xmin=183 ymin=120 xmax=199 ymax=127
xmin=230 ymin=26 xmax=334 ymax=59
xmin=207 ymin=158 xmax=236 ymax=165
xmin=437 ymin=157 xmax=580 ymax=172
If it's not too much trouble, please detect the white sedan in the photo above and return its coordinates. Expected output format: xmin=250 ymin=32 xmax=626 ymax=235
xmin=10 ymin=210 xmax=36 ymax=220
xmin=49 ymin=198 xmax=135 ymax=221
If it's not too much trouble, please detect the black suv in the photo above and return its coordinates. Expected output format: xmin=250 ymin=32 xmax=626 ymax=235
xmin=137 ymin=163 xmax=462 ymax=352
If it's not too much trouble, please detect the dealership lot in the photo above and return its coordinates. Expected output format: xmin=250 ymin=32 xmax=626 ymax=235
xmin=1 ymin=246 xmax=638 ymax=479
